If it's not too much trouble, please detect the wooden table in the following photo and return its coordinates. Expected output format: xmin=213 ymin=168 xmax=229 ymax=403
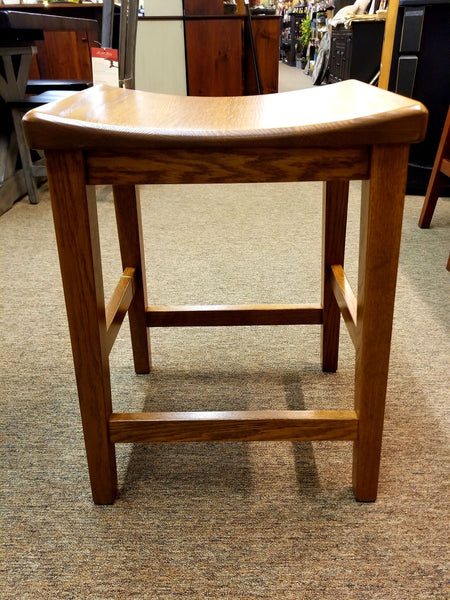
xmin=0 ymin=10 xmax=97 ymax=214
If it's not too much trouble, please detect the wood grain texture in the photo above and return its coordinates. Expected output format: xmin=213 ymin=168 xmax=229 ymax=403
xmin=184 ymin=0 xmax=224 ymax=15
xmin=113 ymin=185 xmax=151 ymax=374
xmin=441 ymin=158 xmax=450 ymax=178
xmin=185 ymin=18 xmax=244 ymax=96
xmin=104 ymin=268 xmax=135 ymax=355
xmin=0 ymin=9 xmax=98 ymax=32
xmin=23 ymin=80 xmax=428 ymax=152
xmin=34 ymin=78 xmax=427 ymax=504
xmin=38 ymin=31 xmax=93 ymax=80
xmin=86 ymin=147 xmax=369 ymax=186
xmin=245 ymin=17 xmax=280 ymax=94
xmin=330 ymin=264 xmax=357 ymax=348
xmin=32 ymin=28 xmax=96 ymax=81
xmin=109 ymin=410 xmax=358 ymax=443
xmin=146 ymin=304 xmax=323 ymax=327
xmin=378 ymin=0 xmax=399 ymax=90
xmin=45 ymin=150 xmax=117 ymax=504
xmin=352 ymin=144 xmax=410 ymax=502
xmin=321 ymin=181 xmax=349 ymax=372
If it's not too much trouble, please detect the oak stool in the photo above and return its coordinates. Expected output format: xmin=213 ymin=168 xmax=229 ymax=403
xmin=23 ymin=81 xmax=428 ymax=504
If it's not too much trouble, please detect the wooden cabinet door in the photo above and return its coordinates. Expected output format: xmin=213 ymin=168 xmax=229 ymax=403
xmin=245 ymin=17 xmax=280 ymax=94
xmin=34 ymin=30 xmax=94 ymax=80
xmin=185 ymin=19 xmax=244 ymax=96
xmin=184 ymin=0 xmax=224 ymax=16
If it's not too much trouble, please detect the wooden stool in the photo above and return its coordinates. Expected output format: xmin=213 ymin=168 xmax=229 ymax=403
xmin=23 ymin=81 xmax=427 ymax=504
xmin=418 ymin=106 xmax=450 ymax=229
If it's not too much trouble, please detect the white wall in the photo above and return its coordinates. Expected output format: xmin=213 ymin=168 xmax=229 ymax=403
xmin=143 ymin=0 xmax=183 ymax=17
xmin=135 ymin=19 xmax=187 ymax=95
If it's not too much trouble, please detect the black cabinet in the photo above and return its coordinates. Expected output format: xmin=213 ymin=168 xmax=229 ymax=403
xmin=387 ymin=0 xmax=450 ymax=194
xmin=328 ymin=21 xmax=385 ymax=84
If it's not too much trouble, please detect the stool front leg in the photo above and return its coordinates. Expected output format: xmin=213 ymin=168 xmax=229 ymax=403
xmin=46 ymin=151 xmax=118 ymax=504
xmin=353 ymin=144 xmax=410 ymax=501
xmin=321 ymin=180 xmax=349 ymax=372
xmin=113 ymin=185 xmax=151 ymax=374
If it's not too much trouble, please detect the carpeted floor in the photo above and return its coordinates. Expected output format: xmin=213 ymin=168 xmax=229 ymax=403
xmin=278 ymin=62 xmax=314 ymax=92
xmin=1 ymin=178 xmax=449 ymax=599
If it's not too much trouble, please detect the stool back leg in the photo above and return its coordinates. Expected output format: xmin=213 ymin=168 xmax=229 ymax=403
xmin=46 ymin=151 xmax=118 ymax=504
xmin=321 ymin=180 xmax=349 ymax=372
xmin=113 ymin=185 xmax=151 ymax=374
xmin=353 ymin=144 xmax=409 ymax=501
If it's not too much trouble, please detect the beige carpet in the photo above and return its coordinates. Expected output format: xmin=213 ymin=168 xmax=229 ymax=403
xmin=1 ymin=181 xmax=449 ymax=599
xmin=278 ymin=62 xmax=314 ymax=92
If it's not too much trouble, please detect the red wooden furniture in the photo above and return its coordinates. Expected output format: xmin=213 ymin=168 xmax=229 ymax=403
xmin=418 ymin=107 xmax=450 ymax=229
xmin=183 ymin=0 xmax=280 ymax=96
xmin=418 ymin=106 xmax=450 ymax=270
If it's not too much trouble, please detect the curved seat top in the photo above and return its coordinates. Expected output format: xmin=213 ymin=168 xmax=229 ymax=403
xmin=23 ymin=80 xmax=428 ymax=152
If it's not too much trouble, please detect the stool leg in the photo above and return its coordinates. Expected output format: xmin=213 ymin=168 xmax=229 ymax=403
xmin=419 ymin=106 xmax=450 ymax=228
xmin=353 ymin=144 xmax=409 ymax=501
xmin=113 ymin=185 xmax=151 ymax=374
xmin=321 ymin=180 xmax=349 ymax=372
xmin=418 ymin=170 xmax=442 ymax=229
xmin=46 ymin=151 xmax=117 ymax=504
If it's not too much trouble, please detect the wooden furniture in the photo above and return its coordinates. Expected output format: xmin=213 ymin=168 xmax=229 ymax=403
xmin=184 ymin=14 xmax=244 ymax=96
xmin=383 ymin=0 xmax=450 ymax=194
xmin=378 ymin=0 xmax=399 ymax=91
xmin=9 ymin=1 xmax=122 ymax=58
xmin=328 ymin=20 xmax=385 ymax=85
xmin=0 ymin=7 xmax=98 ymax=81
xmin=29 ymin=27 xmax=96 ymax=81
xmin=183 ymin=4 xmax=280 ymax=96
xmin=2 ymin=3 xmax=108 ymax=28
xmin=136 ymin=1 xmax=280 ymax=97
xmin=183 ymin=0 xmax=224 ymax=15
xmin=0 ymin=9 xmax=97 ymax=213
xmin=244 ymin=16 xmax=280 ymax=95
xmin=3 ymin=2 xmax=109 ymax=74
xmin=23 ymin=81 xmax=427 ymax=504
xmin=419 ymin=107 xmax=450 ymax=231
